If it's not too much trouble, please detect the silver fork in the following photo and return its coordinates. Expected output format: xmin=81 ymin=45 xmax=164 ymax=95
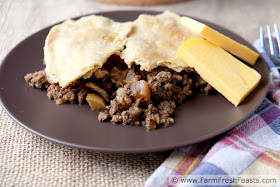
xmin=260 ymin=24 xmax=280 ymax=66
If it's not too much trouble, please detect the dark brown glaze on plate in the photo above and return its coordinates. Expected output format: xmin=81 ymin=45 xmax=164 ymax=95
xmin=0 ymin=11 xmax=269 ymax=153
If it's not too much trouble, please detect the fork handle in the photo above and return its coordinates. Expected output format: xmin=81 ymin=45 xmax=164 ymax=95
xmin=260 ymin=51 xmax=280 ymax=88
xmin=260 ymin=52 xmax=277 ymax=69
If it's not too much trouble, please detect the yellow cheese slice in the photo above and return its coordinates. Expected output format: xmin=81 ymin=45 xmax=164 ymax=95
xmin=177 ymin=39 xmax=261 ymax=106
xmin=181 ymin=17 xmax=259 ymax=65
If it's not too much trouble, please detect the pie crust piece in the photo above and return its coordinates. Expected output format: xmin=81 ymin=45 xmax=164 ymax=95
xmin=44 ymin=15 xmax=132 ymax=88
xmin=121 ymin=11 xmax=202 ymax=72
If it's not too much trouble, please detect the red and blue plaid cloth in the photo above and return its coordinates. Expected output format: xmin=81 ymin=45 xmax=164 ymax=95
xmin=145 ymin=39 xmax=280 ymax=186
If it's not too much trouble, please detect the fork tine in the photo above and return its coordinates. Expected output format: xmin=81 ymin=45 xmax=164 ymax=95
xmin=267 ymin=24 xmax=276 ymax=57
xmin=274 ymin=24 xmax=280 ymax=57
xmin=260 ymin=26 xmax=266 ymax=52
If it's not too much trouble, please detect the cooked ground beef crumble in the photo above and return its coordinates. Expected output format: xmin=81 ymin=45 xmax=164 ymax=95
xmin=24 ymin=55 xmax=215 ymax=131
xmin=24 ymin=70 xmax=50 ymax=89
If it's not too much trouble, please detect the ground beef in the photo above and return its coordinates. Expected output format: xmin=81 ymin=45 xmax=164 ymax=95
xmin=98 ymin=111 xmax=110 ymax=122
xmin=110 ymin=67 xmax=127 ymax=87
xmin=193 ymin=74 xmax=215 ymax=94
xmin=203 ymin=83 xmax=214 ymax=94
xmin=46 ymin=84 xmax=60 ymax=100
xmin=24 ymin=70 xmax=49 ymax=89
xmin=121 ymin=105 xmax=142 ymax=126
xmin=143 ymin=101 xmax=176 ymax=130
xmin=106 ymin=86 xmax=133 ymax=124
xmin=148 ymin=71 xmax=173 ymax=101
xmin=115 ymin=85 xmax=132 ymax=109
xmin=47 ymin=84 xmax=77 ymax=104
xmin=107 ymin=100 xmax=123 ymax=116
xmin=158 ymin=101 xmax=176 ymax=127
xmin=143 ymin=104 xmax=159 ymax=131
xmin=182 ymin=74 xmax=193 ymax=86
xmin=147 ymin=69 xmax=194 ymax=104
xmin=25 ymin=57 xmax=215 ymax=131
xmin=96 ymin=64 xmax=215 ymax=130
xmin=158 ymin=101 xmax=176 ymax=116
xmin=100 ymin=77 xmax=179 ymax=130
xmin=111 ymin=114 xmax=123 ymax=123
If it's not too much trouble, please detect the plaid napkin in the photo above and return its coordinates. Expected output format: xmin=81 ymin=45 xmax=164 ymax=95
xmin=145 ymin=39 xmax=280 ymax=186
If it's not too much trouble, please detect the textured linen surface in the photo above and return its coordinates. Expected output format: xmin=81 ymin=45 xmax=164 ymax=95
xmin=145 ymin=39 xmax=280 ymax=186
xmin=1 ymin=0 xmax=280 ymax=186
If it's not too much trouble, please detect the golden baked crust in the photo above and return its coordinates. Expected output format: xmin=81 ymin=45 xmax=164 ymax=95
xmin=121 ymin=11 xmax=202 ymax=72
xmin=44 ymin=15 xmax=132 ymax=88
xmin=44 ymin=11 xmax=200 ymax=88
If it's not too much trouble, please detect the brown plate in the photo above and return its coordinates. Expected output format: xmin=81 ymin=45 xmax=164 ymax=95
xmin=0 ymin=11 xmax=269 ymax=153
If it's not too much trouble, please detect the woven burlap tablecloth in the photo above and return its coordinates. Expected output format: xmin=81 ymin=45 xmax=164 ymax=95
xmin=1 ymin=0 xmax=280 ymax=186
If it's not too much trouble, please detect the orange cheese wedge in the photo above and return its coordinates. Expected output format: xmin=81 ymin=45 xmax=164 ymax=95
xmin=177 ymin=39 xmax=261 ymax=106
xmin=181 ymin=17 xmax=259 ymax=65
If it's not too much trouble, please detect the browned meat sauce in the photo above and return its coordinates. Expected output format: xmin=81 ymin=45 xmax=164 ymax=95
xmin=24 ymin=70 xmax=50 ymax=89
xmin=24 ymin=55 xmax=215 ymax=131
